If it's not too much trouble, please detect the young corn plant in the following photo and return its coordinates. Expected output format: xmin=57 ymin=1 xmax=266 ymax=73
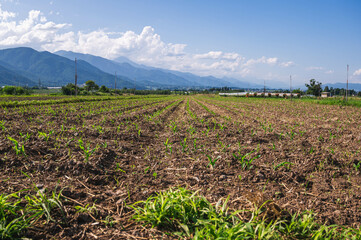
xmin=233 ymin=149 xmax=260 ymax=170
xmin=0 ymin=120 xmax=6 ymax=131
xmin=193 ymin=139 xmax=198 ymax=152
xmin=274 ymin=161 xmax=294 ymax=171
xmin=38 ymin=130 xmax=53 ymax=142
xmin=74 ymin=203 xmax=98 ymax=216
xmin=78 ymin=139 xmax=98 ymax=163
xmin=180 ymin=138 xmax=188 ymax=153
xmin=164 ymin=138 xmax=173 ymax=154
xmin=7 ymin=137 xmax=26 ymax=156
xmin=169 ymin=121 xmax=178 ymax=133
xmin=353 ymin=161 xmax=361 ymax=171
xmin=19 ymin=132 xmax=31 ymax=142
xmin=206 ymin=155 xmax=220 ymax=169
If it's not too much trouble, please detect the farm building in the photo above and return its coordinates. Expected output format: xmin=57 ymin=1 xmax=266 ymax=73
xmin=321 ymin=92 xmax=331 ymax=98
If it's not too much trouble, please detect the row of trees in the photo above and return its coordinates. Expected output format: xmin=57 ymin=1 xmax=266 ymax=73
xmin=305 ymin=79 xmax=361 ymax=97
xmin=0 ymin=86 xmax=31 ymax=95
xmin=61 ymin=81 xmax=110 ymax=95
xmin=61 ymin=81 xmax=173 ymax=95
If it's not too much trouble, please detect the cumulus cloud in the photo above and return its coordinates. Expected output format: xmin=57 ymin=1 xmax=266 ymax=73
xmin=244 ymin=56 xmax=278 ymax=66
xmin=306 ymin=66 xmax=323 ymax=71
xmin=0 ymin=4 xmax=15 ymax=20
xmin=0 ymin=7 xmax=69 ymax=46
xmin=0 ymin=5 xmax=296 ymax=80
xmin=325 ymin=70 xmax=334 ymax=74
xmin=353 ymin=68 xmax=361 ymax=76
xmin=280 ymin=61 xmax=294 ymax=67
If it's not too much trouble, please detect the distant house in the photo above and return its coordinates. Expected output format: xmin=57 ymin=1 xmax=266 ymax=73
xmin=321 ymin=92 xmax=331 ymax=98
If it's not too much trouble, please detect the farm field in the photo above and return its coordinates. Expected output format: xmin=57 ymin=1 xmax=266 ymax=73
xmin=1 ymin=94 xmax=361 ymax=239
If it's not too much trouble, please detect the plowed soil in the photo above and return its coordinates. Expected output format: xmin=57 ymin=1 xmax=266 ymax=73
xmin=1 ymin=95 xmax=361 ymax=239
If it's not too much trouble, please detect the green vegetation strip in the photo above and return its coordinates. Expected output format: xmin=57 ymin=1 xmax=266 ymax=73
xmin=302 ymin=97 xmax=361 ymax=108
xmin=131 ymin=188 xmax=361 ymax=239
xmin=0 ymin=95 xmax=165 ymax=108
xmin=149 ymin=99 xmax=183 ymax=119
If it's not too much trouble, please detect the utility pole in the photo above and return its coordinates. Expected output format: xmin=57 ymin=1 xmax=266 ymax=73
xmin=38 ymin=78 xmax=41 ymax=89
xmin=346 ymin=64 xmax=349 ymax=101
xmin=75 ymin=58 xmax=78 ymax=96
xmin=114 ymin=72 xmax=117 ymax=90
xmin=263 ymin=80 xmax=265 ymax=97
xmin=134 ymin=78 xmax=136 ymax=95
xmin=290 ymin=75 xmax=292 ymax=101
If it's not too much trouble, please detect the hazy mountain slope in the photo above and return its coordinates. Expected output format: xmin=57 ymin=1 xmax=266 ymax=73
xmin=55 ymin=50 xmax=240 ymax=88
xmin=0 ymin=47 xmax=138 ymax=89
xmin=0 ymin=62 xmax=36 ymax=86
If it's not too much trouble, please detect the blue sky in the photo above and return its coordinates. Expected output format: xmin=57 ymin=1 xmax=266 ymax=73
xmin=0 ymin=0 xmax=360 ymax=87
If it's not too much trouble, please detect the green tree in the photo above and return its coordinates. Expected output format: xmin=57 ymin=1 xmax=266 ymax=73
xmin=99 ymin=85 xmax=109 ymax=93
xmin=61 ymin=83 xmax=76 ymax=95
xmin=305 ymin=79 xmax=322 ymax=96
xmin=323 ymin=86 xmax=330 ymax=92
xmin=85 ymin=80 xmax=99 ymax=92
xmin=3 ymin=86 xmax=16 ymax=95
xmin=292 ymin=88 xmax=302 ymax=94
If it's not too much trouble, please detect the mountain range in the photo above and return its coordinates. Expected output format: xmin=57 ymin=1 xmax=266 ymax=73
xmin=0 ymin=47 xmax=360 ymax=91
xmin=55 ymin=50 xmax=253 ymax=89
xmin=0 ymin=47 xmax=138 ymax=89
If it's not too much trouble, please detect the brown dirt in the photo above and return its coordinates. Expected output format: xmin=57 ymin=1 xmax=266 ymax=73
xmin=1 ymin=95 xmax=361 ymax=239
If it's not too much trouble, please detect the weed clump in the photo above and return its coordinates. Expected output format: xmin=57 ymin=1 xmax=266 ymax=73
xmin=131 ymin=187 xmax=361 ymax=239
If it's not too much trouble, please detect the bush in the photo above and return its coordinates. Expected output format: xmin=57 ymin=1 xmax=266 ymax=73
xmin=61 ymin=84 xmax=76 ymax=95
xmin=1 ymin=86 xmax=30 ymax=95
xmin=3 ymin=86 xmax=16 ymax=95
xmin=99 ymin=85 xmax=109 ymax=93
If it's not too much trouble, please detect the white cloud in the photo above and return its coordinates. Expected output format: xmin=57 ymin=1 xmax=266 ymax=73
xmin=0 ymin=7 xmax=69 ymax=46
xmin=280 ymin=61 xmax=294 ymax=67
xmin=306 ymin=66 xmax=323 ymax=71
xmin=0 ymin=5 xmax=297 ymax=81
xmin=353 ymin=68 xmax=361 ymax=76
xmin=0 ymin=4 xmax=15 ymax=21
xmin=325 ymin=70 xmax=334 ymax=74
xmin=244 ymin=56 xmax=278 ymax=66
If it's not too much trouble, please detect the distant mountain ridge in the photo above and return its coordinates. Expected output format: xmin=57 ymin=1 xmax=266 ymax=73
xmin=0 ymin=47 xmax=138 ymax=89
xmin=0 ymin=62 xmax=35 ymax=87
xmin=324 ymin=82 xmax=361 ymax=91
xmin=55 ymin=50 xmax=242 ymax=88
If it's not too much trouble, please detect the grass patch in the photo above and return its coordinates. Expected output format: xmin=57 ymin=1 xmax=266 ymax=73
xmin=0 ymin=188 xmax=64 ymax=239
xmin=131 ymin=187 xmax=361 ymax=239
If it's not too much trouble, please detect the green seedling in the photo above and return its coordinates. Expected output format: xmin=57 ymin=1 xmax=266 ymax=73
xmin=78 ymin=139 xmax=98 ymax=163
xmin=206 ymin=155 xmax=220 ymax=169
xmin=116 ymin=163 xmax=126 ymax=173
xmin=38 ymin=130 xmax=53 ymax=142
xmin=180 ymin=138 xmax=188 ymax=153
xmin=19 ymin=132 xmax=31 ymax=142
xmin=75 ymin=203 xmax=98 ymax=216
xmin=353 ymin=161 xmax=361 ymax=171
xmin=164 ymin=138 xmax=172 ymax=154
xmin=0 ymin=120 xmax=6 ymax=131
xmin=7 ymin=137 xmax=26 ymax=156
xmin=274 ymin=161 xmax=294 ymax=171
xmin=169 ymin=121 xmax=178 ymax=133
xmin=233 ymin=149 xmax=260 ymax=170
